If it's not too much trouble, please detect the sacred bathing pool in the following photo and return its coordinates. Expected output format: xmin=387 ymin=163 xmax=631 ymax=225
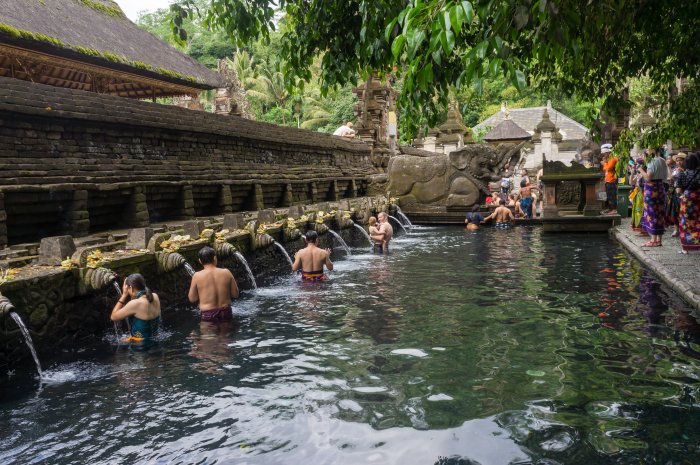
xmin=1 ymin=2 xmax=699 ymax=463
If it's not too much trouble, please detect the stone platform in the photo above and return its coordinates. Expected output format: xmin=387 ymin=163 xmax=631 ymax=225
xmin=613 ymin=219 xmax=700 ymax=314
xmin=404 ymin=207 xmax=620 ymax=232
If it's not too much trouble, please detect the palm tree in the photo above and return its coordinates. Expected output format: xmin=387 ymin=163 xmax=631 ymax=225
xmin=228 ymin=51 xmax=258 ymax=90
xmin=300 ymin=92 xmax=334 ymax=130
xmin=249 ymin=63 xmax=290 ymax=124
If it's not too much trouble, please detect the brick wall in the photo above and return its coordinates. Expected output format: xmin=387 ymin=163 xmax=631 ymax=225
xmin=0 ymin=78 xmax=374 ymax=246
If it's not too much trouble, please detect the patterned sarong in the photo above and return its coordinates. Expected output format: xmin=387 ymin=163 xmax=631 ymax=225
xmin=666 ymin=190 xmax=681 ymax=226
xmin=641 ymin=180 xmax=666 ymax=235
xmin=630 ymin=186 xmax=644 ymax=231
xmin=301 ymin=270 xmax=328 ymax=282
xmin=680 ymin=189 xmax=700 ymax=252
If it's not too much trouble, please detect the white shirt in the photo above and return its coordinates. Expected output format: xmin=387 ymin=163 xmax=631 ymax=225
xmin=333 ymin=125 xmax=354 ymax=137
xmin=647 ymin=156 xmax=669 ymax=181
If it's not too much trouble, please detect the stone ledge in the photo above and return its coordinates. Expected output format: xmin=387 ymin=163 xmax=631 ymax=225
xmin=612 ymin=224 xmax=700 ymax=317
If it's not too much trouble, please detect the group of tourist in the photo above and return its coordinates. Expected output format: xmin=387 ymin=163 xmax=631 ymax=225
xmin=627 ymin=148 xmax=700 ymax=254
xmin=110 ymin=214 xmax=396 ymax=343
xmin=111 ymin=246 xmax=241 ymax=343
xmin=464 ymin=168 xmax=541 ymax=230
xmin=484 ymin=169 xmax=543 ymax=219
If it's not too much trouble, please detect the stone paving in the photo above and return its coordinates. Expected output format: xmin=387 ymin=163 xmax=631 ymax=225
xmin=612 ymin=218 xmax=700 ymax=314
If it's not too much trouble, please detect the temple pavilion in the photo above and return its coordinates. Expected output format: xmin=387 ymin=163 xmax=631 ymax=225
xmin=0 ymin=0 xmax=224 ymax=99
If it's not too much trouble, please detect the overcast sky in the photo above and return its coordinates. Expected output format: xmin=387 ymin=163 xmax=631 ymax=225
xmin=115 ymin=0 xmax=172 ymax=21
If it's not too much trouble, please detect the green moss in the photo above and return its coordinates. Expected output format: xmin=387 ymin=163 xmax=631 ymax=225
xmin=0 ymin=23 xmax=202 ymax=85
xmin=0 ymin=24 xmax=65 ymax=47
xmin=75 ymin=0 xmax=125 ymax=18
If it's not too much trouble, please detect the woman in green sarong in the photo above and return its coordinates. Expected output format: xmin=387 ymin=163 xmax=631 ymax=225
xmin=630 ymin=157 xmax=646 ymax=234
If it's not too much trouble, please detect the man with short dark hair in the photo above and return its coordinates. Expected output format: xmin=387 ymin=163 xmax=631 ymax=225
xmin=482 ymin=199 xmax=514 ymax=228
xmin=188 ymin=246 xmax=239 ymax=322
xmin=292 ymin=230 xmax=333 ymax=282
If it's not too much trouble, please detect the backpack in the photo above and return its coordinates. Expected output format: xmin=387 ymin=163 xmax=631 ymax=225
xmin=501 ymin=177 xmax=511 ymax=188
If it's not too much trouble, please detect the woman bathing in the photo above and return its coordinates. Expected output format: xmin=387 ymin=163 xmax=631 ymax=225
xmin=111 ymin=273 xmax=161 ymax=342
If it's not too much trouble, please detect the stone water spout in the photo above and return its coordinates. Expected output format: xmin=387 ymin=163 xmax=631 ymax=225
xmin=335 ymin=210 xmax=355 ymax=230
xmin=246 ymin=220 xmax=275 ymax=251
xmin=155 ymin=251 xmax=188 ymax=274
xmin=0 ymin=294 xmax=15 ymax=319
xmin=80 ymin=267 xmax=118 ymax=293
xmin=214 ymin=241 xmax=237 ymax=259
xmin=283 ymin=218 xmax=303 ymax=242
xmin=1 ymin=295 xmax=42 ymax=377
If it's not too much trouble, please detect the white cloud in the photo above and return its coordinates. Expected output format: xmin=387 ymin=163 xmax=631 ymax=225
xmin=114 ymin=0 xmax=173 ymax=22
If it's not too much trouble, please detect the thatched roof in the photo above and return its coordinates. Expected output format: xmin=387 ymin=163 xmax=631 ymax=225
xmin=0 ymin=0 xmax=225 ymax=97
xmin=482 ymin=119 xmax=532 ymax=142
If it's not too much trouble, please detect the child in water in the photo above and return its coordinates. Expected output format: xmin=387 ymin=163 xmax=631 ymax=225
xmin=368 ymin=216 xmax=386 ymax=252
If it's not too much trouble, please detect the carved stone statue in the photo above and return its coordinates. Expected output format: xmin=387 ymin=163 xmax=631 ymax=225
xmin=388 ymin=142 xmax=524 ymax=209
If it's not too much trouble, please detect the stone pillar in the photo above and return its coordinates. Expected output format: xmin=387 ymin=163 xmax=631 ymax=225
xmin=0 ymin=192 xmax=7 ymax=249
xmin=348 ymin=179 xmax=358 ymax=198
xmin=246 ymin=183 xmax=264 ymax=211
xmin=181 ymin=185 xmax=195 ymax=219
xmin=68 ymin=189 xmax=90 ymax=237
xmin=125 ymin=186 xmax=150 ymax=227
xmin=282 ymin=184 xmax=294 ymax=207
xmin=328 ymin=180 xmax=339 ymax=201
xmin=219 ymin=185 xmax=233 ymax=213
xmin=309 ymin=182 xmax=318 ymax=203
xmin=581 ymin=180 xmax=600 ymax=216
xmin=542 ymin=182 xmax=559 ymax=217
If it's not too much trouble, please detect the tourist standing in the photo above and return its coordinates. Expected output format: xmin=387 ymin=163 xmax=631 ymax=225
xmin=292 ymin=230 xmax=334 ymax=281
xmin=639 ymin=148 xmax=669 ymax=246
xmin=370 ymin=211 xmax=394 ymax=252
xmin=600 ymin=143 xmax=618 ymax=215
xmin=666 ymin=153 xmax=685 ymax=237
xmin=675 ymin=152 xmax=700 ymax=254
xmin=500 ymin=172 xmax=512 ymax=194
xmin=333 ymin=121 xmax=356 ymax=138
xmin=111 ymin=274 xmax=161 ymax=342
xmin=465 ymin=204 xmax=483 ymax=231
xmin=629 ymin=157 xmax=646 ymax=234
xmin=482 ymin=199 xmax=514 ymax=228
xmin=188 ymin=246 xmax=239 ymax=322
xmin=518 ymin=179 xmax=540 ymax=219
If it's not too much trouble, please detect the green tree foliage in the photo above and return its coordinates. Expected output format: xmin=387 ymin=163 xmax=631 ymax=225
xmin=138 ymin=1 xmax=235 ymax=67
xmin=167 ymin=0 xmax=700 ymax=149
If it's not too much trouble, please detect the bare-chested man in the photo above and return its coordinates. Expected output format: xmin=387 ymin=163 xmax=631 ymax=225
xmin=188 ymin=246 xmax=239 ymax=322
xmin=482 ymin=199 xmax=515 ymax=229
xmin=292 ymin=230 xmax=333 ymax=282
xmin=518 ymin=179 xmax=541 ymax=219
xmin=370 ymin=211 xmax=394 ymax=253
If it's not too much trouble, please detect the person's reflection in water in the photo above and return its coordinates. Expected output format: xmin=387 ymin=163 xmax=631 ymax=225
xmin=636 ymin=271 xmax=669 ymax=335
xmin=351 ymin=256 xmax=403 ymax=343
xmin=189 ymin=319 xmax=240 ymax=374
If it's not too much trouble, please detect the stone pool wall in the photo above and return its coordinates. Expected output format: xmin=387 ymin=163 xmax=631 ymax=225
xmin=0 ymin=198 xmax=393 ymax=372
xmin=0 ymin=77 xmax=376 ymax=248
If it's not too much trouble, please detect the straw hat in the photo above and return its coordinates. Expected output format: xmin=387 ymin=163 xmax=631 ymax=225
xmin=675 ymin=152 xmax=687 ymax=161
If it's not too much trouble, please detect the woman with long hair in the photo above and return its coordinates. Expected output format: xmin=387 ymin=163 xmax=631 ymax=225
xmin=111 ymin=273 xmax=161 ymax=341
xmin=676 ymin=152 xmax=700 ymax=254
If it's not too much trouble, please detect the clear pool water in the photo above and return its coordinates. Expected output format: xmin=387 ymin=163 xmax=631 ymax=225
xmin=2 ymin=226 xmax=700 ymax=464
